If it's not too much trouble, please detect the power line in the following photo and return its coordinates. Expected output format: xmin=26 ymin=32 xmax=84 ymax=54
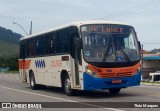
xmin=110 ymin=3 xmax=160 ymax=20
xmin=98 ymin=0 xmax=160 ymax=20
xmin=107 ymin=0 xmax=160 ymax=20
xmin=102 ymin=0 xmax=158 ymax=19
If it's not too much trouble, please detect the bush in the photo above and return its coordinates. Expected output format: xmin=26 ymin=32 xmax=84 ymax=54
xmin=0 ymin=55 xmax=18 ymax=71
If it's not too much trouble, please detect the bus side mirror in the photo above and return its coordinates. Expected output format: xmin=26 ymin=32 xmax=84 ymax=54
xmin=74 ymin=38 xmax=81 ymax=49
xmin=138 ymin=41 xmax=141 ymax=50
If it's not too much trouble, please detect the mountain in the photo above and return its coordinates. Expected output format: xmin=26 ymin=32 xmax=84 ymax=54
xmin=0 ymin=26 xmax=21 ymax=44
xmin=0 ymin=26 xmax=21 ymax=57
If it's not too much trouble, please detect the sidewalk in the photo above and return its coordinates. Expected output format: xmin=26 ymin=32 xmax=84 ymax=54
xmin=141 ymin=82 xmax=160 ymax=87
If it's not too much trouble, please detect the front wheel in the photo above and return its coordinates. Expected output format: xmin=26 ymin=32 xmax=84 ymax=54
xmin=109 ymin=88 xmax=121 ymax=94
xmin=63 ymin=76 xmax=74 ymax=96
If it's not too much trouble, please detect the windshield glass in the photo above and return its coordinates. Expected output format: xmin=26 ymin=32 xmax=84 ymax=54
xmin=81 ymin=24 xmax=140 ymax=63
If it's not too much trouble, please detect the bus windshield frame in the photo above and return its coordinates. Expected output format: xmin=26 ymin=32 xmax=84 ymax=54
xmin=80 ymin=24 xmax=140 ymax=67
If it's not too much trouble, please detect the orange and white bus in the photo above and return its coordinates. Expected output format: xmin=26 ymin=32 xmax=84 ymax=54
xmin=19 ymin=20 xmax=141 ymax=95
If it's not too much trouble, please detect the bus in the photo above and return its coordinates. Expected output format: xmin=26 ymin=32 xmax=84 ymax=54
xmin=19 ymin=20 xmax=141 ymax=96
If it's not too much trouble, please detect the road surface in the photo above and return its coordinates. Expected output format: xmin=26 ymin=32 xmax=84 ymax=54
xmin=0 ymin=73 xmax=159 ymax=111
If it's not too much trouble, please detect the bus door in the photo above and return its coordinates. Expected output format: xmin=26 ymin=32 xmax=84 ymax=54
xmin=71 ymin=37 xmax=82 ymax=87
xmin=20 ymin=44 xmax=27 ymax=82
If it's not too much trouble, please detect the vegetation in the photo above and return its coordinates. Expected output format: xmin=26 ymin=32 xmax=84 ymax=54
xmin=150 ymin=48 xmax=160 ymax=53
xmin=0 ymin=54 xmax=19 ymax=71
xmin=0 ymin=26 xmax=21 ymax=71
xmin=0 ymin=40 xmax=19 ymax=57
xmin=0 ymin=26 xmax=21 ymax=44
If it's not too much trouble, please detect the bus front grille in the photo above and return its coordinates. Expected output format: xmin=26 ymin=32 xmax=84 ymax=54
xmin=99 ymin=72 xmax=133 ymax=78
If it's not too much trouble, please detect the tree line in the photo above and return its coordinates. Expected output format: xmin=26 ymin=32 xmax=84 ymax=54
xmin=0 ymin=55 xmax=18 ymax=71
xmin=0 ymin=26 xmax=21 ymax=71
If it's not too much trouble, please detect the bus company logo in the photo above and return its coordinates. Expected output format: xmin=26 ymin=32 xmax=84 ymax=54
xmin=115 ymin=73 xmax=119 ymax=77
xmin=35 ymin=60 xmax=46 ymax=69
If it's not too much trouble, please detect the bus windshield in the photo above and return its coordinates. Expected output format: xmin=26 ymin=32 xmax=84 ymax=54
xmin=81 ymin=24 xmax=140 ymax=63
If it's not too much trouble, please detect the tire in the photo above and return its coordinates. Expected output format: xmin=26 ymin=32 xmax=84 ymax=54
xmin=29 ymin=72 xmax=38 ymax=90
xmin=109 ymin=88 xmax=121 ymax=94
xmin=63 ymin=76 xmax=74 ymax=96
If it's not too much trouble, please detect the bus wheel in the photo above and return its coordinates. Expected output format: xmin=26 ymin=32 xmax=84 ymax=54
xmin=63 ymin=76 xmax=73 ymax=96
xmin=109 ymin=88 xmax=121 ymax=94
xmin=29 ymin=72 xmax=38 ymax=90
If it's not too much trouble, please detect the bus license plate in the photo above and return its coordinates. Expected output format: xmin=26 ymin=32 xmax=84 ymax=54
xmin=112 ymin=80 xmax=121 ymax=84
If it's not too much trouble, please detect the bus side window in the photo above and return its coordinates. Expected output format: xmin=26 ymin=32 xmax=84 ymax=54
xmin=28 ymin=38 xmax=36 ymax=57
xmin=36 ymin=35 xmax=45 ymax=56
xmin=19 ymin=45 xmax=24 ymax=59
xmin=56 ymin=28 xmax=69 ymax=54
xmin=45 ymin=32 xmax=56 ymax=55
xmin=19 ymin=40 xmax=27 ymax=59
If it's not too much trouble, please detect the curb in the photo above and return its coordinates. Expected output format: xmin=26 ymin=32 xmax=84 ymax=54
xmin=141 ymin=82 xmax=160 ymax=87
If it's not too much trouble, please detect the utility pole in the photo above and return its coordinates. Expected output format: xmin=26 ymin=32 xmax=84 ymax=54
xmin=30 ymin=21 xmax=32 ymax=35
xmin=141 ymin=44 xmax=144 ymax=80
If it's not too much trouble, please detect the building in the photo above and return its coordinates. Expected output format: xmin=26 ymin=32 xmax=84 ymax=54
xmin=142 ymin=51 xmax=160 ymax=80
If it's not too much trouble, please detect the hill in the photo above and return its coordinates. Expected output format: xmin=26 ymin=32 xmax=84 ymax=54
xmin=0 ymin=26 xmax=21 ymax=57
xmin=0 ymin=26 xmax=21 ymax=44
xmin=0 ymin=40 xmax=19 ymax=57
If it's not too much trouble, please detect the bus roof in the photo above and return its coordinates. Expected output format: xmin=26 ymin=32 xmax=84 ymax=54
xmin=20 ymin=20 xmax=130 ymax=41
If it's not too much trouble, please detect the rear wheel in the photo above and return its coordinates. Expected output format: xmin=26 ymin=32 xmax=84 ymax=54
xmin=109 ymin=88 xmax=121 ymax=94
xmin=63 ymin=76 xmax=74 ymax=96
xmin=29 ymin=72 xmax=38 ymax=90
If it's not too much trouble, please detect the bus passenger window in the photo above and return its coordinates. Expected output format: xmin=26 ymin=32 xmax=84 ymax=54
xmin=56 ymin=29 xmax=69 ymax=54
xmin=36 ymin=36 xmax=45 ymax=56
xmin=45 ymin=32 xmax=56 ymax=55
xmin=28 ymin=38 xmax=36 ymax=57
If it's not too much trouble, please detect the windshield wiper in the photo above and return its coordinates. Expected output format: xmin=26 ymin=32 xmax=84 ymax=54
xmin=101 ymin=42 xmax=112 ymax=62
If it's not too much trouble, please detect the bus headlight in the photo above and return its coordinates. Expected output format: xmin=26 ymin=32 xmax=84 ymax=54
xmin=136 ymin=67 xmax=141 ymax=74
xmin=85 ymin=66 xmax=98 ymax=78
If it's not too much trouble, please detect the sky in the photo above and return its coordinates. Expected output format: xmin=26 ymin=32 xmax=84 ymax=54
xmin=0 ymin=0 xmax=160 ymax=51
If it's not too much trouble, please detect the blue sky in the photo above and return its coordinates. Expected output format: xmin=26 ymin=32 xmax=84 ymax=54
xmin=0 ymin=0 xmax=160 ymax=51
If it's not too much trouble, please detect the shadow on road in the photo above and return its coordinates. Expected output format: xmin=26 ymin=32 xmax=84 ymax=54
xmin=24 ymin=85 xmax=140 ymax=99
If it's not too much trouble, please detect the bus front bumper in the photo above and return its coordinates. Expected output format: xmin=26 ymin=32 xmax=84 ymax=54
xmin=83 ymin=71 xmax=141 ymax=90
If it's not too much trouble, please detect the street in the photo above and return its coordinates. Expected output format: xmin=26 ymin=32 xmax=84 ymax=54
xmin=0 ymin=73 xmax=159 ymax=111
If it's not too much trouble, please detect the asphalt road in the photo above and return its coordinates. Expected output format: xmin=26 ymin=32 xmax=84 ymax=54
xmin=0 ymin=73 xmax=160 ymax=111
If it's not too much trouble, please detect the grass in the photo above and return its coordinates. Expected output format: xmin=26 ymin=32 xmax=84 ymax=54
xmin=0 ymin=40 xmax=19 ymax=57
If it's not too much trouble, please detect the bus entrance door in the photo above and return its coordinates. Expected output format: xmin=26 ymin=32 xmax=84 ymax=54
xmin=71 ymin=37 xmax=82 ymax=88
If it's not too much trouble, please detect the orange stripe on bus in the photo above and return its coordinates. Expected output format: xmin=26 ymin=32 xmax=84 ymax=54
xmin=19 ymin=60 xmax=31 ymax=69
xmin=88 ymin=63 xmax=140 ymax=78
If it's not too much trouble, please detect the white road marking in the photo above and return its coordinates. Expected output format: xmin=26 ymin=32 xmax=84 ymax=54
xmin=0 ymin=85 xmax=75 ymax=102
xmin=0 ymin=85 xmax=125 ymax=111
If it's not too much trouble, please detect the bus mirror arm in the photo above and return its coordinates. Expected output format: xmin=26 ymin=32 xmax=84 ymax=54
xmin=74 ymin=38 xmax=81 ymax=49
xmin=138 ymin=41 xmax=141 ymax=50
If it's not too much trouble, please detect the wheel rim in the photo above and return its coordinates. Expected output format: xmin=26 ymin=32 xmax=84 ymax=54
xmin=65 ymin=79 xmax=71 ymax=94
xmin=31 ymin=76 xmax=34 ymax=87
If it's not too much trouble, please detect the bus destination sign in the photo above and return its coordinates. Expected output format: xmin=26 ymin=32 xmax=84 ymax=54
xmin=82 ymin=25 xmax=130 ymax=34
